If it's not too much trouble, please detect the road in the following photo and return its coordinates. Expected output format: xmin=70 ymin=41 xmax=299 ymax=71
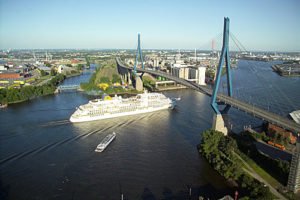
xmin=255 ymin=140 xmax=292 ymax=162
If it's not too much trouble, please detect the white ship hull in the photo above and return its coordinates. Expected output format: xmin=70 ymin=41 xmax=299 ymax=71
xmin=70 ymin=104 xmax=171 ymax=123
xmin=70 ymin=91 xmax=178 ymax=123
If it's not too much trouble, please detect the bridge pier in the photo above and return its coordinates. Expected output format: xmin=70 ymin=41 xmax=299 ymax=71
xmin=123 ymin=73 xmax=127 ymax=84
xmin=212 ymin=113 xmax=228 ymax=135
xmin=128 ymin=72 xmax=132 ymax=85
xmin=134 ymin=75 xmax=143 ymax=91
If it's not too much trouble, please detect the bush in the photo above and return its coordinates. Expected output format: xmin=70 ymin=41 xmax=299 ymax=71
xmin=239 ymin=174 xmax=274 ymax=199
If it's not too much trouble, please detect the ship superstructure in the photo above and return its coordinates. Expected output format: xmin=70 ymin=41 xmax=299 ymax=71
xmin=70 ymin=91 xmax=176 ymax=123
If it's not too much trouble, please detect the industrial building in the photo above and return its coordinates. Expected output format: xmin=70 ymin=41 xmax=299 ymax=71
xmin=171 ymin=65 xmax=206 ymax=85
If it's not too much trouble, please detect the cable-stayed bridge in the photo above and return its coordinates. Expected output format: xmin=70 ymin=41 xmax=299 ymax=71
xmin=116 ymin=57 xmax=300 ymax=133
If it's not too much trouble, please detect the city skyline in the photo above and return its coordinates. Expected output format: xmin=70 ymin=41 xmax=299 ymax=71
xmin=0 ymin=0 xmax=299 ymax=51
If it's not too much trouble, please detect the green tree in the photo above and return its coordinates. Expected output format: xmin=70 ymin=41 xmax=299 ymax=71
xmin=76 ymin=64 xmax=84 ymax=71
xmin=45 ymin=63 xmax=51 ymax=68
xmin=51 ymin=68 xmax=57 ymax=76
xmin=200 ymin=130 xmax=242 ymax=180
xmin=0 ymin=89 xmax=8 ymax=104
xmin=200 ymin=129 xmax=223 ymax=159
xmin=40 ymin=70 xmax=47 ymax=76
xmin=85 ymin=56 xmax=90 ymax=67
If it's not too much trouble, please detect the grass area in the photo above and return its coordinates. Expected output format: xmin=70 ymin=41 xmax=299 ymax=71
xmin=95 ymin=59 xmax=118 ymax=83
xmin=237 ymin=157 xmax=252 ymax=172
xmin=32 ymin=75 xmax=52 ymax=85
xmin=81 ymin=59 xmax=135 ymax=95
xmin=39 ymin=75 xmax=51 ymax=80
xmin=238 ymin=151 xmax=281 ymax=188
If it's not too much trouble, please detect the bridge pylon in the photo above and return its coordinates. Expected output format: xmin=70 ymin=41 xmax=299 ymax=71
xmin=133 ymin=33 xmax=144 ymax=91
xmin=211 ymin=17 xmax=233 ymax=135
xmin=134 ymin=33 xmax=145 ymax=75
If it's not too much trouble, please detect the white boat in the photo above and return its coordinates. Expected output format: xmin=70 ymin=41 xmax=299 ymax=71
xmin=70 ymin=90 xmax=178 ymax=123
xmin=0 ymin=103 xmax=7 ymax=109
xmin=95 ymin=132 xmax=116 ymax=152
xmin=290 ymin=110 xmax=300 ymax=124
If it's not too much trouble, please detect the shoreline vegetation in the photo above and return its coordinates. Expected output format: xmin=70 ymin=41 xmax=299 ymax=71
xmin=0 ymin=74 xmax=65 ymax=105
xmin=198 ymin=129 xmax=289 ymax=199
xmin=0 ymin=63 xmax=84 ymax=106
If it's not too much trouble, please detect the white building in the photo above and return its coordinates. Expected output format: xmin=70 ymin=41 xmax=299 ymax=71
xmin=197 ymin=66 xmax=206 ymax=85
xmin=57 ymin=65 xmax=65 ymax=74
xmin=0 ymin=65 xmax=7 ymax=71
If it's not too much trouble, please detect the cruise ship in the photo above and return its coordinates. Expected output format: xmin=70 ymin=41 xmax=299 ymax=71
xmin=95 ymin=132 xmax=116 ymax=152
xmin=70 ymin=91 xmax=177 ymax=123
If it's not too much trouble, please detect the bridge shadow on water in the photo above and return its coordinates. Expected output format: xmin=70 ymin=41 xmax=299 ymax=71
xmin=123 ymin=184 xmax=235 ymax=200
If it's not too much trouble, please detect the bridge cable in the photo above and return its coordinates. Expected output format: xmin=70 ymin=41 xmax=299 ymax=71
xmin=197 ymin=32 xmax=223 ymax=50
xmin=229 ymin=32 xmax=298 ymax=115
xmin=229 ymin=33 xmax=288 ymax=115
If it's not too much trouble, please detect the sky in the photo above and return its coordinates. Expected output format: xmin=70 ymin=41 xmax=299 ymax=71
xmin=0 ymin=0 xmax=299 ymax=51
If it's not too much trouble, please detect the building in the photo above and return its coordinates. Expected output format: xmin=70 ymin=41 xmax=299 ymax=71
xmin=171 ymin=67 xmax=189 ymax=79
xmin=37 ymin=65 xmax=51 ymax=73
xmin=287 ymin=137 xmax=300 ymax=193
xmin=197 ymin=66 xmax=206 ymax=85
xmin=171 ymin=65 xmax=206 ymax=85
xmin=267 ymin=123 xmax=297 ymax=144
xmin=0 ymin=72 xmax=21 ymax=79
xmin=0 ymin=65 xmax=8 ymax=71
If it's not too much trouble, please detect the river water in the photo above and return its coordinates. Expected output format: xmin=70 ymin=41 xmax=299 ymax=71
xmin=0 ymin=61 xmax=299 ymax=200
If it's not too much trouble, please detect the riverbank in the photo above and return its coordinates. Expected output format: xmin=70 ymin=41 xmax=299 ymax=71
xmin=199 ymin=129 xmax=297 ymax=199
xmin=0 ymin=74 xmax=65 ymax=105
xmin=198 ymin=129 xmax=278 ymax=199
xmin=65 ymin=71 xmax=82 ymax=78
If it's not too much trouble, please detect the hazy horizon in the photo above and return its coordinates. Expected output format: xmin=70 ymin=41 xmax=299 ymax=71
xmin=1 ymin=0 xmax=299 ymax=52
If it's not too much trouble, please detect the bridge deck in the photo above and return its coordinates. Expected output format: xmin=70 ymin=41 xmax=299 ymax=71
xmin=57 ymin=85 xmax=80 ymax=90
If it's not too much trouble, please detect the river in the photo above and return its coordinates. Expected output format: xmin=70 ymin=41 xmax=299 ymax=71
xmin=0 ymin=60 xmax=299 ymax=199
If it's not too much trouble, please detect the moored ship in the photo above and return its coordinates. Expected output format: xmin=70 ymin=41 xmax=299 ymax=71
xmin=290 ymin=110 xmax=300 ymax=124
xmin=70 ymin=91 xmax=177 ymax=123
